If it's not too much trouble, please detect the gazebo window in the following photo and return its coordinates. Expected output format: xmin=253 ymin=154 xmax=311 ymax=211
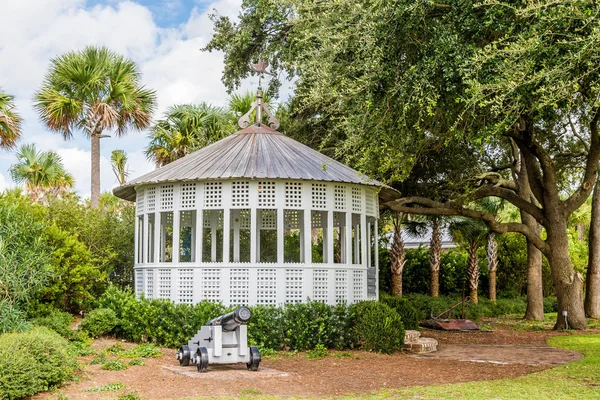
xmin=333 ymin=212 xmax=346 ymax=264
xmin=352 ymin=213 xmax=362 ymax=265
xmin=284 ymin=209 xmax=303 ymax=263
xmin=230 ymin=209 xmax=251 ymax=263
xmin=147 ymin=214 xmax=155 ymax=263
xmin=258 ymin=209 xmax=277 ymax=263
xmin=160 ymin=211 xmax=174 ymax=262
xmin=203 ymin=210 xmax=223 ymax=262
xmin=179 ymin=210 xmax=196 ymax=262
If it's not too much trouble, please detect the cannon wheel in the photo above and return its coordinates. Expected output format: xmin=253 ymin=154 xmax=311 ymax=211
xmin=177 ymin=345 xmax=191 ymax=367
xmin=196 ymin=347 xmax=209 ymax=373
xmin=247 ymin=346 xmax=261 ymax=371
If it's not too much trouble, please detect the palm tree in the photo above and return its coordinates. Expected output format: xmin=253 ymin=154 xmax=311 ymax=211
xmin=0 ymin=89 xmax=23 ymax=149
xmin=478 ymin=197 xmax=504 ymax=303
xmin=34 ymin=46 xmax=156 ymax=208
xmin=9 ymin=143 xmax=74 ymax=201
xmin=145 ymin=103 xmax=232 ymax=167
xmin=228 ymin=90 xmax=273 ymax=125
xmin=111 ymin=149 xmax=129 ymax=185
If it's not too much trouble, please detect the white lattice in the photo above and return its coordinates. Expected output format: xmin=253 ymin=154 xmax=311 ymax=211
xmin=285 ymin=269 xmax=303 ymax=303
xmin=202 ymin=269 xmax=221 ymax=301
xmin=158 ymin=269 xmax=171 ymax=299
xmin=312 ymin=183 xmax=327 ymax=209
xmin=204 ymin=182 xmax=222 ymax=208
xmin=285 ymin=182 xmax=303 ymax=207
xmin=146 ymin=270 xmax=154 ymax=299
xmin=257 ymin=181 xmax=276 ymax=207
xmin=352 ymin=187 xmax=362 ymax=212
xmin=160 ymin=185 xmax=174 ymax=210
xmin=365 ymin=190 xmax=376 ymax=216
xmin=180 ymin=210 xmax=195 ymax=227
xmin=180 ymin=183 xmax=196 ymax=209
xmin=260 ymin=209 xmax=277 ymax=230
xmin=146 ymin=187 xmax=156 ymax=212
xmin=135 ymin=270 xmax=144 ymax=298
xmin=353 ymin=270 xmax=365 ymax=301
xmin=335 ymin=270 xmax=348 ymax=304
xmin=334 ymin=185 xmax=347 ymax=210
xmin=257 ymin=269 xmax=277 ymax=305
xmin=229 ymin=269 xmax=249 ymax=305
xmin=231 ymin=181 xmax=250 ymax=207
xmin=136 ymin=189 xmax=145 ymax=214
xmin=177 ymin=269 xmax=194 ymax=304
xmin=203 ymin=210 xmax=223 ymax=229
xmin=284 ymin=209 xmax=301 ymax=229
xmin=311 ymin=211 xmax=324 ymax=229
xmin=312 ymin=270 xmax=328 ymax=303
xmin=239 ymin=209 xmax=250 ymax=229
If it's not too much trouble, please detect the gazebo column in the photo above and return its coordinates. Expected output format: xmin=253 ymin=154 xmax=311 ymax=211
xmin=232 ymin=210 xmax=240 ymax=262
xmin=211 ymin=211 xmax=218 ymax=262
xmin=361 ymin=214 xmax=368 ymax=267
xmin=134 ymin=214 xmax=139 ymax=264
xmin=276 ymin=185 xmax=284 ymax=265
xmin=142 ymin=213 xmax=148 ymax=265
xmin=222 ymin=184 xmax=231 ymax=264
xmin=172 ymin=212 xmax=180 ymax=264
xmin=374 ymin=218 xmax=379 ymax=299
xmin=303 ymin=209 xmax=312 ymax=264
xmin=345 ymin=212 xmax=353 ymax=265
xmin=326 ymin=211 xmax=334 ymax=264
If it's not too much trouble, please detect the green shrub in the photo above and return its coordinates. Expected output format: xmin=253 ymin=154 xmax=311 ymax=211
xmin=306 ymin=343 xmax=328 ymax=360
xmin=0 ymin=300 xmax=31 ymax=334
xmin=32 ymin=309 xmax=75 ymax=338
xmin=121 ymin=344 xmax=162 ymax=358
xmin=101 ymin=360 xmax=128 ymax=371
xmin=79 ymin=308 xmax=119 ymax=338
xmin=127 ymin=358 xmax=145 ymax=366
xmin=0 ymin=327 xmax=77 ymax=399
xmin=544 ymin=297 xmax=558 ymax=313
xmin=247 ymin=305 xmax=283 ymax=350
xmin=348 ymin=301 xmax=404 ymax=354
xmin=379 ymin=294 xmax=420 ymax=329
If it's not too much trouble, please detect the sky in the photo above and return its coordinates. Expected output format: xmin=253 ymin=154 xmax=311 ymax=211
xmin=0 ymin=0 xmax=286 ymax=198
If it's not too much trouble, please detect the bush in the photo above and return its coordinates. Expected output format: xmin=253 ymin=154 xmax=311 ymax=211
xmin=0 ymin=327 xmax=77 ymax=399
xmin=79 ymin=308 xmax=119 ymax=338
xmin=349 ymin=301 xmax=404 ymax=354
xmin=246 ymin=305 xmax=283 ymax=350
xmin=379 ymin=294 xmax=420 ymax=329
xmin=32 ymin=309 xmax=75 ymax=338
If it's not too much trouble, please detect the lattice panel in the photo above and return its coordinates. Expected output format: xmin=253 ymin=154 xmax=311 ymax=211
xmin=146 ymin=187 xmax=156 ymax=212
xmin=239 ymin=209 xmax=250 ymax=229
xmin=177 ymin=269 xmax=194 ymax=304
xmin=257 ymin=269 xmax=277 ymax=305
xmin=260 ymin=209 xmax=277 ymax=230
xmin=136 ymin=189 xmax=145 ymax=214
xmin=352 ymin=187 xmax=362 ymax=212
xmin=202 ymin=269 xmax=221 ymax=302
xmin=334 ymin=185 xmax=347 ymax=210
xmin=135 ymin=270 xmax=144 ymax=298
xmin=203 ymin=210 xmax=223 ymax=229
xmin=231 ymin=181 xmax=250 ymax=207
xmin=158 ymin=269 xmax=171 ymax=299
xmin=353 ymin=270 xmax=365 ymax=301
xmin=145 ymin=270 xmax=154 ymax=299
xmin=180 ymin=183 xmax=196 ymax=209
xmin=204 ymin=182 xmax=222 ymax=208
xmin=311 ymin=211 xmax=324 ymax=229
xmin=312 ymin=270 xmax=328 ymax=303
xmin=285 ymin=182 xmax=303 ymax=208
xmin=229 ymin=269 xmax=249 ymax=305
xmin=160 ymin=185 xmax=174 ymax=210
xmin=257 ymin=181 xmax=276 ymax=207
xmin=312 ymin=183 xmax=327 ymax=209
xmin=284 ymin=209 xmax=301 ymax=229
xmin=365 ymin=190 xmax=376 ymax=216
xmin=285 ymin=269 xmax=303 ymax=304
xmin=335 ymin=270 xmax=348 ymax=304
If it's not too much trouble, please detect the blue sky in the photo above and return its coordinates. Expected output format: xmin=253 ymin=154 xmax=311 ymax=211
xmin=0 ymin=0 xmax=286 ymax=198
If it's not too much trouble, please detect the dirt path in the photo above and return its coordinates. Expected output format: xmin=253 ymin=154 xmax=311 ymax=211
xmin=35 ymin=328 xmax=586 ymax=400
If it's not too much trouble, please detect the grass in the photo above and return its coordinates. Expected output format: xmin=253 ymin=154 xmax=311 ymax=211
xmin=85 ymin=382 xmax=125 ymax=392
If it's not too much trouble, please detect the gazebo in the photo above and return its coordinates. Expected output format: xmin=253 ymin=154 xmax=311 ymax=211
xmin=114 ymin=92 xmax=397 ymax=306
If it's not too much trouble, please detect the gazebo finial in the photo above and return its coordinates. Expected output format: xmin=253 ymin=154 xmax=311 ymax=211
xmin=237 ymin=61 xmax=280 ymax=130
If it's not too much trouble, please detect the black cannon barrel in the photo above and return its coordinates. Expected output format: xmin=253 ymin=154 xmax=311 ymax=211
xmin=206 ymin=306 xmax=252 ymax=331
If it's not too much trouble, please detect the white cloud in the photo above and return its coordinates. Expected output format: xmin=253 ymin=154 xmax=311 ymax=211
xmin=0 ymin=172 xmax=9 ymax=193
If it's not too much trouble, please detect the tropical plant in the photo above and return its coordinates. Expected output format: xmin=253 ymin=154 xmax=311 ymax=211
xmin=387 ymin=211 xmax=406 ymax=297
xmin=0 ymin=88 xmax=22 ymax=149
xmin=9 ymin=143 xmax=73 ymax=201
xmin=145 ymin=103 xmax=232 ymax=167
xmin=34 ymin=46 xmax=156 ymax=207
xmin=111 ymin=150 xmax=129 ymax=185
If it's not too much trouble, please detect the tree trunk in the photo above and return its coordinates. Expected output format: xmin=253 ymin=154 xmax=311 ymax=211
xmin=585 ymin=181 xmax=600 ymax=318
xmin=91 ymin=132 xmax=101 ymax=208
xmin=429 ymin=218 xmax=441 ymax=297
xmin=467 ymin=241 xmax=479 ymax=304
xmin=547 ymin=219 xmax=587 ymax=329
xmin=487 ymin=233 xmax=498 ymax=302
xmin=390 ymin=216 xmax=405 ymax=297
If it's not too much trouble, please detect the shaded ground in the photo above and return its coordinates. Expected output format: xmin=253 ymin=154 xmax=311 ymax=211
xmin=35 ymin=324 xmax=591 ymax=400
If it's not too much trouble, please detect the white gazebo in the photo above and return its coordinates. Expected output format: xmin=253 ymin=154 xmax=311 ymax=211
xmin=114 ymin=92 xmax=398 ymax=306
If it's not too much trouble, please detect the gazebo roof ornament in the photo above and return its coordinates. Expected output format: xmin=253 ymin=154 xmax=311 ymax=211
xmin=237 ymin=60 xmax=280 ymax=130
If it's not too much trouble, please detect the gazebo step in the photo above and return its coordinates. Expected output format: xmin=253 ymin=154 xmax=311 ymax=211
xmin=404 ymin=337 xmax=438 ymax=354
xmin=404 ymin=330 xmax=421 ymax=344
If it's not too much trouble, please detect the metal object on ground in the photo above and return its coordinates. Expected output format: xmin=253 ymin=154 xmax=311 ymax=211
xmin=419 ymin=296 xmax=480 ymax=331
xmin=176 ymin=306 xmax=261 ymax=373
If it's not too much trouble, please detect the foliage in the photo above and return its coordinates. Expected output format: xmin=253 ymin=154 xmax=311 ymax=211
xmin=120 ymin=344 xmax=162 ymax=358
xmin=79 ymin=308 xmax=119 ymax=338
xmin=111 ymin=150 xmax=129 ymax=185
xmin=101 ymin=360 xmax=128 ymax=371
xmin=0 ymin=327 xmax=77 ymax=400
xmin=348 ymin=301 xmax=404 ymax=354
xmin=379 ymin=294 xmax=419 ymax=330
xmin=127 ymin=358 xmax=145 ymax=366
xmin=32 ymin=309 xmax=75 ymax=339
xmin=246 ymin=305 xmax=283 ymax=351
xmin=0 ymin=88 xmax=22 ymax=149
xmin=85 ymin=382 xmax=125 ymax=392
xmin=306 ymin=343 xmax=328 ymax=360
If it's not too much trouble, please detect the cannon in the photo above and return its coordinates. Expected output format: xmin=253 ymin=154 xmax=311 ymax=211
xmin=176 ymin=306 xmax=261 ymax=373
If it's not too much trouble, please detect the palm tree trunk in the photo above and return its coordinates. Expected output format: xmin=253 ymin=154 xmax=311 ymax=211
xmin=390 ymin=214 xmax=405 ymax=297
xmin=429 ymin=218 xmax=441 ymax=297
xmin=91 ymin=132 xmax=101 ymax=208
xmin=585 ymin=180 xmax=600 ymax=318
xmin=487 ymin=233 xmax=498 ymax=303
xmin=467 ymin=241 xmax=479 ymax=304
